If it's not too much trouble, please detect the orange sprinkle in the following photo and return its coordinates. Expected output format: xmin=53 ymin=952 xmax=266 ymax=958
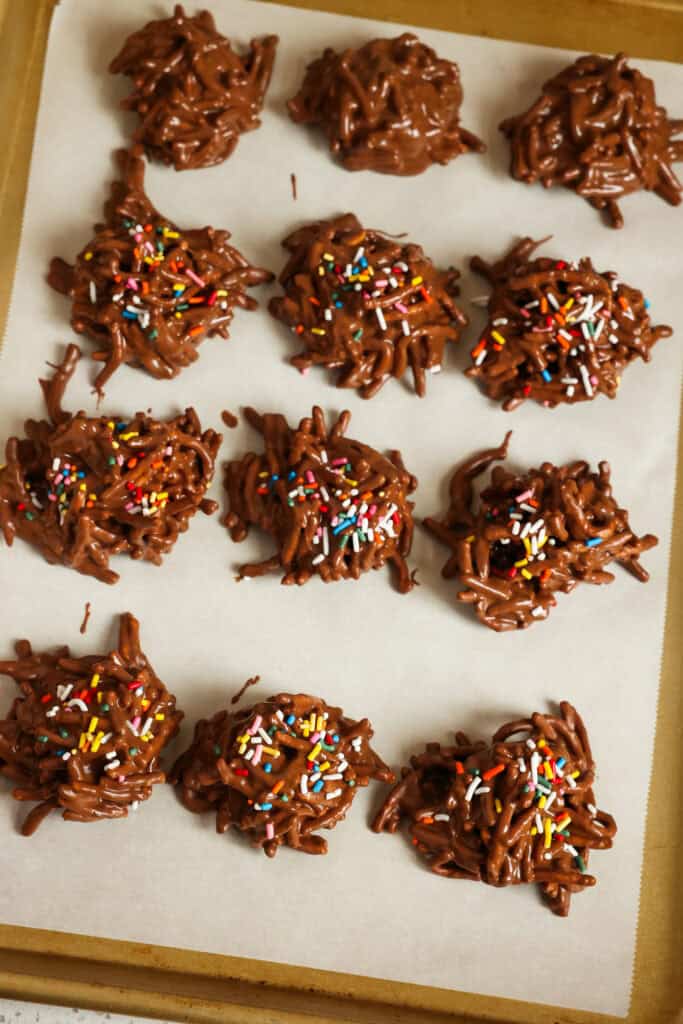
xmin=618 ymin=296 xmax=630 ymax=311
xmin=189 ymin=325 xmax=204 ymax=337
xmin=455 ymin=761 xmax=464 ymax=775
xmin=295 ymin=324 xmax=304 ymax=335
xmin=127 ymin=458 xmax=138 ymax=469
xmin=420 ymin=816 xmax=434 ymax=825
xmin=540 ymin=297 xmax=548 ymax=314
xmin=272 ymin=780 xmax=284 ymax=794
xmin=471 ymin=339 xmax=486 ymax=359
xmin=420 ymin=287 xmax=431 ymax=303
xmin=483 ymin=763 xmax=505 ymax=781
xmin=308 ymin=296 xmax=321 ymax=306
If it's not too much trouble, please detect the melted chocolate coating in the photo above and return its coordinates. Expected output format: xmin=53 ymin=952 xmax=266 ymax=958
xmin=224 ymin=406 xmax=417 ymax=592
xmin=424 ymin=433 xmax=657 ymax=631
xmin=110 ymin=5 xmax=278 ymax=171
xmin=467 ymin=237 xmax=672 ymax=410
xmin=373 ymin=701 xmax=616 ymax=916
xmin=269 ymin=213 xmax=466 ymax=399
xmin=172 ymin=691 xmax=393 ymax=857
xmin=500 ymin=52 xmax=683 ymax=228
xmin=287 ymin=33 xmax=485 ymax=175
xmin=0 ymin=345 xmax=221 ymax=585
xmin=0 ymin=613 xmax=182 ymax=835
xmin=48 ymin=148 xmax=273 ymax=391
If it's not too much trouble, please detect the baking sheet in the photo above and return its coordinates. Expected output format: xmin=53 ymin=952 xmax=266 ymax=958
xmin=0 ymin=1 xmax=681 ymax=1018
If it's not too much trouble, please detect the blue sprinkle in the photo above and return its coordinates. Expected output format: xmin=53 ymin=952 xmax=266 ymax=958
xmin=645 ymin=299 xmax=651 ymax=309
xmin=333 ymin=516 xmax=357 ymax=536
xmin=541 ymin=369 xmax=552 ymax=383
xmin=585 ymin=537 xmax=603 ymax=547
xmin=312 ymin=780 xmax=324 ymax=793
xmin=78 ymin=472 xmax=86 ymax=479
xmin=360 ymin=257 xmax=368 ymax=268
xmin=556 ymin=757 xmax=566 ymax=769
xmin=271 ymin=474 xmax=279 ymax=482
xmin=264 ymin=763 xmax=272 ymax=773
xmin=333 ymin=734 xmax=339 ymax=742
xmin=261 ymin=802 xmax=273 ymax=810
xmin=286 ymin=714 xmax=295 ymax=725
xmin=288 ymin=470 xmax=296 ymax=481
xmin=122 ymin=310 xmax=138 ymax=320
xmin=335 ymin=301 xmax=343 ymax=308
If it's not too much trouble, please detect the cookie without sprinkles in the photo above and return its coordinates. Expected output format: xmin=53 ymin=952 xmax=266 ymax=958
xmin=269 ymin=213 xmax=467 ymax=398
xmin=373 ymin=702 xmax=616 ymax=917
xmin=467 ymin=237 xmax=672 ymax=410
xmin=172 ymin=691 xmax=393 ymax=856
xmin=288 ymin=33 xmax=484 ymax=175
xmin=0 ymin=345 xmax=221 ymax=585
xmin=48 ymin=148 xmax=273 ymax=391
xmin=224 ymin=405 xmax=417 ymax=592
xmin=424 ymin=433 xmax=657 ymax=631
xmin=500 ymin=52 xmax=683 ymax=228
xmin=0 ymin=613 xmax=182 ymax=835
xmin=110 ymin=4 xmax=278 ymax=171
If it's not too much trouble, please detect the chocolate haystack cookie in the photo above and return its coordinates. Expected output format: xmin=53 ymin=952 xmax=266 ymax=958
xmin=48 ymin=148 xmax=272 ymax=391
xmin=268 ymin=213 xmax=467 ymax=398
xmin=0 ymin=613 xmax=182 ymax=836
xmin=172 ymin=690 xmax=393 ymax=856
xmin=500 ymin=52 xmax=683 ymax=228
xmin=287 ymin=33 xmax=484 ymax=175
xmin=0 ymin=345 xmax=221 ymax=585
xmin=467 ymin=237 xmax=672 ymax=410
xmin=424 ymin=433 xmax=657 ymax=631
xmin=373 ymin=701 xmax=616 ymax=916
xmin=224 ymin=406 xmax=416 ymax=591
xmin=224 ymin=403 xmax=417 ymax=589
xmin=110 ymin=5 xmax=278 ymax=170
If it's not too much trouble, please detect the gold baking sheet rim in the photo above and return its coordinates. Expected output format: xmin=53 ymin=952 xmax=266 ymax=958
xmin=0 ymin=1 xmax=680 ymax=1021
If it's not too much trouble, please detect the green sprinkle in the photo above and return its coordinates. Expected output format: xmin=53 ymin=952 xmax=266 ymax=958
xmin=576 ymin=854 xmax=587 ymax=873
xmin=148 ymin=329 xmax=158 ymax=340
xmin=101 ymin=703 xmax=110 ymax=712
xmin=347 ymin=779 xmax=356 ymax=787
xmin=129 ymin=747 xmax=139 ymax=756
xmin=59 ymin=729 xmax=69 ymax=739
xmin=353 ymin=329 xmax=363 ymax=341
xmin=214 ymin=745 xmax=221 ymax=756
xmin=37 ymin=736 xmax=48 ymax=743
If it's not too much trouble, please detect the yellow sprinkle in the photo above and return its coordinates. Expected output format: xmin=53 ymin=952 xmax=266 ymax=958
xmin=84 ymin=252 xmax=93 ymax=261
xmin=309 ymin=713 xmax=316 ymax=728
xmin=521 ymin=569 xmax=532 ymax=580
xmin=319 ymin=761 xmax=331 ymax=772
xmin=316 ymin=715 xmax=324 ymax=731
xmin=78 ymin=733 xmax=87 ymax=750
xmin=107 ymin=421 xmax=115 ymax=430
xmin=562 ymin=297 xmax=574 ymax=313
xmin=411 ymin=276 xmax=423 ymax=286
xmin=79 ymin=483 xmax=87 ymax=492
xmin=514 ymin=558 xmax=528 ymax=568
xmin=495 ymin=798 xmax=502 ymax=814
xmin=491 ymin=330 xmax=507 ymax=346
xmin=119 ymin=432 xmax=139 ymax=441
xmin=322 ymin=253 xmax=334 ymax=261
xmin=309 ymin=742 xmax=322 ymax=761
xmin=538 ymin=535 xmax=548 ymax=549
xmin=571 ymin=770 xmax=581 ymax=779
xmin=90 ymin=673 xmax=100 ymax=688
xmin=302 ymin=724 xmax=310 ymax=738
xmin=318 ymin=267 xmax=325 ymax=276
xmin=538 ymin=795 xmax=547 ymax=809
xmin=88 ymin=716 xmax=98 ymax=734
xmin=531 ymin=827 xmax=538 ymax=836
xmin=163 ymin=229 xmax=180 ymax=238
xmin=97 ymin=693 xmax=103 ymax=703
xmin=155 ymin=714 xmax=165 ymax=721
xmin=156 ymin=492 xmax=168 ymax=501
xmin=311 ymin=328 xmax=326 ymax=335
xmin=91 ymin=731 xmax=105 ymax=753
xmin=262 ymin=746 xmax=279 ymax=756
xmin=523 ymin=537 xmax=531 ymax=553
xmin=344 ymin=478 xmax=358 ymax=486
xmin=216 ymin=290 xmax=228 ymax=296
xmin=544 ymin=818 xmax=553 ymax=849
xmin=238 ymin=742 xmax=247 ymax=755
xmin=538 ymin=739 xmax=546 ymax=748
xmin=112 ymin=442 xmax=119 ymax=450
xmin=465 ymin=535 xmax=475 ymax=542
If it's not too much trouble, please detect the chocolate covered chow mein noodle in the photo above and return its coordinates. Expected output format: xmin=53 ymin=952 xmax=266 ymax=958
xmin=288 ymin=33 xmax=485 ymax=175
xmin=224 ymin=406 xmax=417 ymax=592
xmin=0 ymin=614 xmax=182 ymax=836
xmin=467 ymin=237 xmax=672 ymax=410
xmin=110 ymin=5 xmax=278 ymax=170
xmin=269 ymin=213 xmax=467 ymax=399
xmin=172 ymin=691 xmax=393 ymax=857
xmin=48 ymin=148 xmax=272 ymax=391
xmin=500 ymin=52 xmax=683 ymax=228
xmin=0 ymin=345 xmax=221 ymax=585
xmin=373 ymin=702 xmax=616 ymax=917
xmin=424 ymin=433 xmax=657 ymax=631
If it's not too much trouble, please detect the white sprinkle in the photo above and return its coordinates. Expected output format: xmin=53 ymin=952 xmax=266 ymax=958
xmin=476 ymin=786 xmax=491 ymax=795
xmin=322 ymin=529 xmax=329 ymax=556
xmin=324 ymin=308 xmax=332 ymax=321
xmin=89 ymin=281 xmax=97 ymax=304
xmin=566 ymin=385 xmax=575 ymax=398
xmin=401 ymin=319 xmax=410 ymax=336
xmin=531 ymin=607 xmax=545 ymax=618
xmin=475 ymin=349 xmax=487 ymax=367
xmin=67 ymin=698 xmax=88 ymax=713
xmin=434 ymin=813 xmax=450 ymax=822
xmin=564 ymin=843 xmax=579 ymax=857
xmin=106 ymin=760 xmax=121 ymax=771
xmin=352 ymin=532 xmax=360 ymax=553
xmin=430 ymin=365 xmax=442 ymax=374
xmin=470 ymin=295 xmax=489 ymax=307
xmin=545 ymin=791 xmax=557 ymax=811
xmin=326 ymin=788 xmax=343 ymax=800
xmin=609 ymin=333 xmax=619 ymax=345
xmin=512 ymin=521 xmax=521 ymax=537
xmin=566 ymin=774 xmax=576 ymax=789
xmin=312 ymin=554 xmax=324 ymax=565
xmin=594 ymin=317 xmax=605 ymax=340
xmin=526 ymin=739 xmax=536 ymax=751
xmin=300 ymin=775 xmax=308 ymax=795
xmin=345 ymin=264 xmax=353 ymax=277
xmin=517 ymin=758 xmax=527 ymax=773
xmin=320 ymin=486 xmax=329 ymax=502
xmin=376 ymin=307 xmax=387 ymax=331
xmin=524 ymin=300 xmax=539 ymax=309
xmin=126 ymin=720 xmax=139 ymax=736
xmin=105 ymin=750 xmax=117 ymax=760
xmin=465 ymin=777 xmax=481 ymax=801
xmin=320 ymin=450 xmax=328 ymax=464
xmin=492 ymin=317 xmax=509 ymax=326
xmin=547 ymin=292 xmax=560 ymax=310
xmin=245 ymin=748 xmax=254 ymax=761
xmin=579 ymin=364 xmax=594 ymax=397
xmin=535 ymin=813 xmax=543 ymax=832
xmin=46 ymin=707 xmax=59 ymax=718
xmin=588 ymin=803 xmax=597 ymax=817
xmin=530 ymin=751 xmax=541 ymax=784
xmin=62 ymin=752 xmax=71 ymax=761
xmin=324 ymin=773 xmax=343 ymax=781
xmin=309 ymin=772 xmax=321 ymax=783
xmin=354 ymin=247 xmax=364 ymax=263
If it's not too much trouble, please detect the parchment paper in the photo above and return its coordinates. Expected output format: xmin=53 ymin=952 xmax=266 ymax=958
xmin=1 ymin=1 xmax=681 ymax=1016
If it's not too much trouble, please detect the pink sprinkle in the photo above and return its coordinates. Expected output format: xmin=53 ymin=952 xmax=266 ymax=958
xmin=54 ymin=474 xmax=63 ymax=485
xmin=330 ymin=516 xmax=339 ymax=527
xmin=248 ymin=715 xmax=262 ymax=736
xmin=165 ymin=446 xmax=173 ymax=456
xmin=132 ymin=716 xmax=141 ymax=730
xmin=305 ymin=470 xmax=315 ymax=484
xmin=299 ymin=367 xmax=309 ymax=376
xmin=368 ymin=504 xmax=377 ymax=517
xmin=266 ymin=823 xmax=275 ymax=840
xmin=48 ymin=494 xmax=57 ymax=502
xmin=252 ymin=745 xmax=262 ymax=766
xmin=590 ymin=375 xmax=598 ymax=385
xmin=310 ymin=731 xmax=321 ymax=744
xmin=117 ymin=455 xmax=124 ymax=466
xmin=134 ymin=233 xmax=143 ymax=243
xmin=125 ymin=502 xmax=134 ymax=511
xmin=126 ymin=278 xmax=138 ymax=291
xmin=185 ymin=268 xmax=205 ymax=288
xmin=374 ymin=279 xmax=388 ymax=287
xmin=395 ymin=302 xmax=408 ymax=314
xmin=332 ymin=458 xmax=347 ymax=466
xmin=516 ymin=489 xmax=534 ymax=503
